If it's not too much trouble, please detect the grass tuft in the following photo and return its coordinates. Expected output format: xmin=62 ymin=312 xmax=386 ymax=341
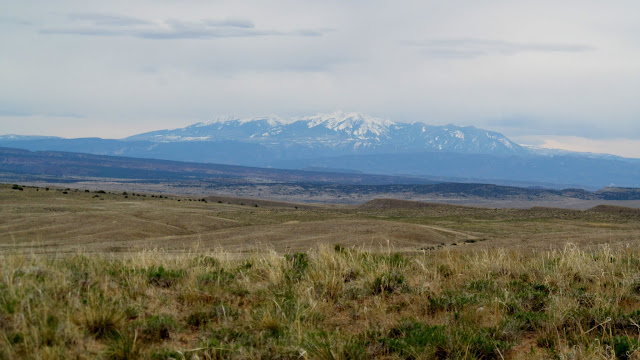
xmin=105 ymin=331 xmax=140 ymax=360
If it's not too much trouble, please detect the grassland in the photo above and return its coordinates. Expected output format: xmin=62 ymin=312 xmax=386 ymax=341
xmin=2 ymin=183 xmax=640 ymax=359
xmin=2 ymin=184 xmax=640 ymax=254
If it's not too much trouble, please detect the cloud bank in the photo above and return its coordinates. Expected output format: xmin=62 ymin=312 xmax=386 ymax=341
xmin=410 ymin=38 xmax=596 ymax=58
xmin=40 ymin=13 xmax=328 ymax=39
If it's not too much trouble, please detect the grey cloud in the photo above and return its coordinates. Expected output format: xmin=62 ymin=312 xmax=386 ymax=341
xmin=0 ymin=108 xmax=33 ymax=117
xmin=0 ymin=16 xmax=32 ymax=26
xmin=68 ymin=13 xmax=151 ymax=27
xmin=202 ymin=18 xmax=255 ymax=29
xmin=483 ymin=115 xmax=640 ymax=140
xmin=411 ymin=38 xmax=596 ymax=58
xmin=290 ymin=29 xmax=331 ymax=37
xmin=40 ymin=14 xmax=327 ymax=39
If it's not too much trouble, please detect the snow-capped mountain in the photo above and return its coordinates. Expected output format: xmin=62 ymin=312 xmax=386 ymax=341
xmin=127 ymin=111 xmax=525 ymax=155
xmin=2 ymin=112 xmax=640 ymax=188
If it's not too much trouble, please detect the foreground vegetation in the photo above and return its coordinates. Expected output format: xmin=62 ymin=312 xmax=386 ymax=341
xmin=3 ymin=244 xmax=640 ymax=359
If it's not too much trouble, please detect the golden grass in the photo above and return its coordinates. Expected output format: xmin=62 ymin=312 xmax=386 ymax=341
xmin=2 ymin=244 xmax=640 ymax=359
xmin=2 ymin=184 xmax=640 ymax=255
xmin=2 ymin=183 xmax=640 ymax=358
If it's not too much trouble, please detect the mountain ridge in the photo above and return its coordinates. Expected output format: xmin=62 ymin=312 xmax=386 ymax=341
xmin=126 ymin=111 xmax=525 ymax=155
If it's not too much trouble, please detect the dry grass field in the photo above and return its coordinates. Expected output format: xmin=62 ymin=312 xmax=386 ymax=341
xmin=2 ymin=184 xmax=640 ymax=254
xmin=2 ymin=183 xmax=640 ymax=359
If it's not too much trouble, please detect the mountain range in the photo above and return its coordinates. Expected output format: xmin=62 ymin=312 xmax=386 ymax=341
xmin=127 ymin=111 xmax=525 ymax=155
xmin=1 ymin=111 xmax=639 ymax=189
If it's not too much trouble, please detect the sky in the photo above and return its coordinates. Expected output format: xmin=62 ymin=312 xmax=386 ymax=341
xmin=1 ymin=1 xmax=639 ymax=158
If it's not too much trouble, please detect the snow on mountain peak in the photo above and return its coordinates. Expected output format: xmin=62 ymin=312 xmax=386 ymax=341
xmin=193 ymin=111 xmax=396 ymax=138
xmin=196 ymin=115 xmax=292 ymax=127
xmin=297 ymin=111 xmax=395 ymax=137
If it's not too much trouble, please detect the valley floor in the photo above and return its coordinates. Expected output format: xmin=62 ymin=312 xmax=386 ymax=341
xmin=1 ymin=183 xmax=640 ymax=255
xmin=2 ymin=184 xmax=640 ymax=359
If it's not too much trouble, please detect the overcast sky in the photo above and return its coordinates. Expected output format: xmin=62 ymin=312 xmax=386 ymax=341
xmin=1 ymin=1 xmax=639 ymax=157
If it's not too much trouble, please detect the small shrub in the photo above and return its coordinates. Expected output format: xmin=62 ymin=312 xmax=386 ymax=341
xmin=185 ymin=311 xmax=210 ymax=328
xmin=1 ymin=296 xmax=18 ymax=314
xmin=343 ymin=269 xmax=359 ymax=283
xmin=82 ymin=302 xmax=123 ymax=339
xmin=536 ymin=332 xmax=557 ymax=349
xmin=382 ymin=320 xmax=510 ymax=359
xmin=124 ymin=306 xmax=141 ymax=320
xmin=382 ymin=321 xmax=448 ymax=357
xmin=466 ymin=279 xmax=495 ymax=292
xmin=437 ymin=264 xmax=454 ymax=278
xmin=8 ymin=332 xmax=24 ymax=345
xmin=512 ymin=310 xmax=547 ymax=331
xmin=147 ymin=266 xmax=186 ymax=288
xmin=11 ymin=184 xmax=23 ymax=191
xmin=197 ymin=269 xmax=236 ymax=287
xmin=149 ymin=348 xmax=183 ymax=360
xmin=105 ymin=331 xmax=140 ymax=360
xmin=200 ymin=339 xmax=235 ymax=359
xmin=371 ymin=271 xmax=405 ymax=294
xmin=41 ymin=314 xmax=60 ymax=346
xmin=602 ymin=336 xmax=640 ymax=360
xmin=630 ymin=279 xmax=640 ymax=294
xmin=388 ymin=253 xmax=408 ymax=268
xmin=428 ymin=292 xmax=478 ymax=314
xmin=193 ymin=255 xmax=220 ymax=267
xmin=284 ymin=252 xmax=309 ymax=282
xmin=142 ymin=314 xmax=178 ymax=342
xmin=235 ymin=260 xmax=253 ymax=272
xmin=202 ymin=327 xmax=256 ymax=355
xmin=259 ymin=315 xmax=283 ymax=338
xmin=305 ymin=331 xmax=368 ymax=360
xmin=509 ymin=281 xmax=551 ymax=313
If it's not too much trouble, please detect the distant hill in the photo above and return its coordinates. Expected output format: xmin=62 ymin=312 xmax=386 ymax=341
xmin=0 ymin=147 xmax=435 ymax=185
xmin=275 ymin=152 xmax=640 ymax=189
xmin=2 ymin=147 xmax=640 ymax=201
